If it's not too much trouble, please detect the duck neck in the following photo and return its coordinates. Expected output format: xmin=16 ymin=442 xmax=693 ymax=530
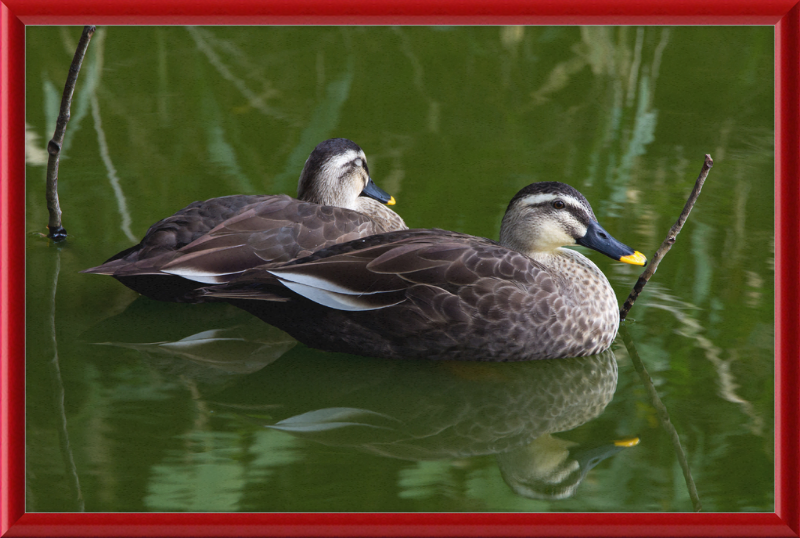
xmin=526 ymin=247 xmax=603 ymax=277
xmin=500 ymin=233 xmax=575 ymax=268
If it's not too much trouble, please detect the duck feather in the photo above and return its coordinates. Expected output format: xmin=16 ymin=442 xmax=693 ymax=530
xmin=200 ymin=229 xmax=611 ymax=361
xmin=197 ymin=182 xmax=646 ymax=362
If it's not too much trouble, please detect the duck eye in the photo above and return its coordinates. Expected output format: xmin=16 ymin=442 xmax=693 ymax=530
xmin=552 ymin=200 xmax=566 ymax=209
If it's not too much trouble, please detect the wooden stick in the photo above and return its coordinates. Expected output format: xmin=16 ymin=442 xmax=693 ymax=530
xmin=45 ymin=25 xmax=96 ymax=241
xmin=619 ymin=154 xmax=713 ymax=321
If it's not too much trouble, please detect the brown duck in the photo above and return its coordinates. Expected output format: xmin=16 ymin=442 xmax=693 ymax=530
xmin=197 ymin=182 xmax=646 ymax=361
xmin=82 ymin=138 xmax=407 ymax=301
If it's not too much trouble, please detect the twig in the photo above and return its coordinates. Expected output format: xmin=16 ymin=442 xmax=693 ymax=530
xmin=620 ymin=325 xmax=702 ymax=512
xmin=45 ymin=25 xmax=96 ymax=241
xmin=620 ymin=154 xmax=713 ymax=321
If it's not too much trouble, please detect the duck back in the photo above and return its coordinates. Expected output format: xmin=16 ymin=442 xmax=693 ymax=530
xmin=199 ymin=229 xmax=622 ymax=361
xmin=84 ymin=196 xmax=397 ymax=302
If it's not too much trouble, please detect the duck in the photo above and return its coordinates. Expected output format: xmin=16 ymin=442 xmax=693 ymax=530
xmin=82 ymin=138 xmax=407 ymax=301
xmin=196 ymin=181 xmax=647 ymax=361
xmin=209 ymin=346 xmax=635 ymax=499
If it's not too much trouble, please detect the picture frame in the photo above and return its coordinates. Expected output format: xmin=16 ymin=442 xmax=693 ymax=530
xmin=1 ymin=1 xmax=798 ymax=536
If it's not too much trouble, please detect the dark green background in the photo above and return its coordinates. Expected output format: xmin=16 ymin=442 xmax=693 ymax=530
xmin=25 ymin=26 xmax=773 ymax=512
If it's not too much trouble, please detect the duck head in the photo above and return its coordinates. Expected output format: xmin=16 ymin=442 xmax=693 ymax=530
xmin=297 ymin=138 xmax=395 ymax=209
xmin=499 ymin=182 xmax=646 ymax=265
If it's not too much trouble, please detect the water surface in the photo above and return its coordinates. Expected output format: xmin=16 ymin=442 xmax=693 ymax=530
xmin=25 ymin=25 xmax=774 ymax=513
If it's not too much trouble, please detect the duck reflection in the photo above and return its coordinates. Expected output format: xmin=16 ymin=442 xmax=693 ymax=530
xmin=497 ymin=433 xmax=638 ymax=500
xmin=83 ymin=298 xmax=296 ymax=384
xmin=96 ymin=324 xmax=295 ymax=375
xmin=84 ymin=300 xmax=636 ymax=500
xmin=210 ymin=346 xmax=636 ymax=500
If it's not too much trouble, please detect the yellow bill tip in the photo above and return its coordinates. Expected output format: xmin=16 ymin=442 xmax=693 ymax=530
xmin=614 ymin=437 xmax=640 ymax=448
xmin=387 ymin=196 xmax=397 ymax=206
xmin=620 ymin=251 xmax=647 ymax=266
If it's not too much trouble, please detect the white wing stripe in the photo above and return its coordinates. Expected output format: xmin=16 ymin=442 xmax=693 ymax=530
xmin=279 ymin=279 xmax=401 ymax=311
xmin=161 ymin=267 xmax=238 ymax=283
xmin=268 ymin=269 xmax=401 ymax=296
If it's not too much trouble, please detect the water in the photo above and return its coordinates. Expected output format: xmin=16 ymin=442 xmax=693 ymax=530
xmin=25 ymin=25 xmax=773 ymax=513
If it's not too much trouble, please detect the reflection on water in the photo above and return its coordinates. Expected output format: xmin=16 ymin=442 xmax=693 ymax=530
xmin=83 ymin=298 xmax=296 ymax=386
xmin=25 ymin=25 xmax=774 ymax=513
xmin=78 ymin=302 xmax=637 ymax=507
xmin=246 ymin=351 xmax=620 ymax=461
xmin=89 ymin=314 xmax=634 ymax=502
xmin=498 ymin=435 xmax=639 ymax=501
xmin=218 ymin=348 xmax=630 ymax=501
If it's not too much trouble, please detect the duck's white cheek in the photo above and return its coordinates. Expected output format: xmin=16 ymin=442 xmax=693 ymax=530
xmin=537 ymin=221 xmax=575 ymax=249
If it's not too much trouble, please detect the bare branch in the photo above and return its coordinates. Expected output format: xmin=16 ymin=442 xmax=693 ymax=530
xmin=620 ymin=154 xmax=713 ymax=321
xmin=45 ymin=25 xmax=96 ymax=241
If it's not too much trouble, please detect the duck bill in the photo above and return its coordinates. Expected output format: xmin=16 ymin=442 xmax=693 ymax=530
xmin=577 ymin=221 xmax=647 ymax=266
xmin=571 ymin=436 xmax=640 ymax=477
xmin=360 ymin=177 xmax=396 ymax=205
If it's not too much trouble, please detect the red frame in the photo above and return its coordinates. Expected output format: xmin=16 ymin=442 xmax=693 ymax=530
xmin=2 ymin=1 xmax=798 ymax=536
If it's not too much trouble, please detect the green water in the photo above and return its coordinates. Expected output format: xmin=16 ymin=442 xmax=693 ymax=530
xmin=25 ymin=26 xmax=774 ymax=513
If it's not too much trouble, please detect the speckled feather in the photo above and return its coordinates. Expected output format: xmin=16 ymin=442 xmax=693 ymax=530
xmin=200 ymin=228 xmax=621 ymax=361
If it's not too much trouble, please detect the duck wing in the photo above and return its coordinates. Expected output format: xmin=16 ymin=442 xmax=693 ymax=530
xmin=126 ymin=195 xmax=273 ymax=262
xmin=202 ymin=228 xmax=547 ymax=313
xmin=198 ymin=229 xmax=575 ymax=360
xmin=87 ymin=196 xmax=389 ymax=285
xmin=81 ymin=194 xmax=272 ymax=275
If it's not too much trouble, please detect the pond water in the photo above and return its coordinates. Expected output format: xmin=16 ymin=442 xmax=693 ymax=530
xmin=25 ymin=26 xmax=773 ymax=513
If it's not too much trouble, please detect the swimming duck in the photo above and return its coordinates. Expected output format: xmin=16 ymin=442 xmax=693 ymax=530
xmin=197 ymin=181 xmax=646 ymax=361
xmin=82 ymin=138 xmax=407 ymax=301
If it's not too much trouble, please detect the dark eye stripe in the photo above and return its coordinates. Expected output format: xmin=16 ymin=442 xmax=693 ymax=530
xmin=336 ymin=159 xmax=369 ymax=182
xmin=523 ymin=200 xmax=593 ymax=226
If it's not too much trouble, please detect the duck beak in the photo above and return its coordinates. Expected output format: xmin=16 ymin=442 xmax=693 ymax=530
xmin=360 ymin=177 xmax=396 ymax=206
xmin=571 ymin=436 xmax=640 ymax=476
xmin=577 ymin=221 xmax=647 ymax=266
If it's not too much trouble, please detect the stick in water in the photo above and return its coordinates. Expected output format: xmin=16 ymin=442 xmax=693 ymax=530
xmin=619 ymin=154 xmax=714 ymax=321
xmin=45 ymin=25 xmax=96 ymax=241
